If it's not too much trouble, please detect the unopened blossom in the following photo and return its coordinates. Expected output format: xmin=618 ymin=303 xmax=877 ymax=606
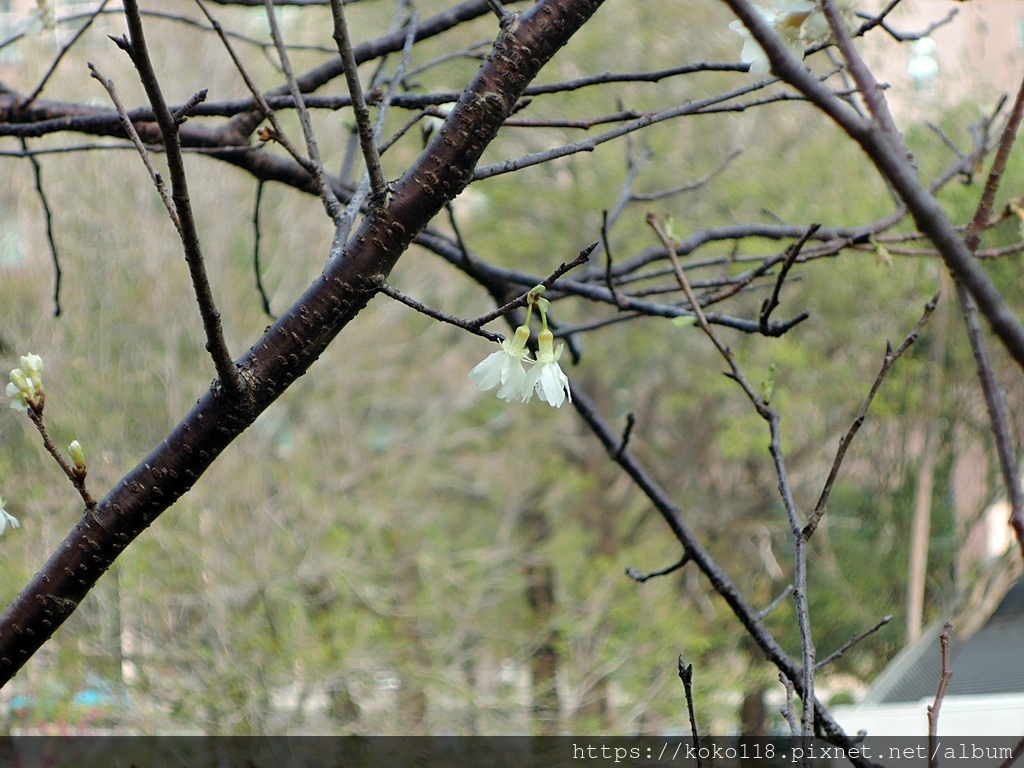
xmin=69 ymin=440 xmax=87 ymax=473
xmin=20 ymin=353 xmax=43 ymax=393
xmin=524 ymin=329 xmax=571 ymax=408
xmin=469 ymin=325 xmax=535 ymax=403
xmin=7 ymin=368 xmax=37 ymax=412
xmin=0 ymin=497 xmax=19 ymax=537
xmin=7 ymin=353 xmax=44 ymax=412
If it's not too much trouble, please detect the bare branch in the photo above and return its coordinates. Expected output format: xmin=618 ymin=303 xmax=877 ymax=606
xmin=760 ymin=584 xmax=794 ymax=620
xmin=251 ymin=180 xmax=275 ymax=319
xmin=88 ymin=64 xmax=178 ymax=226
xmin=759 ymin=224 xmax=819 ymax=333
xmin=263 ymin=0 xmax=342 ymax=224
xmin=630 ymin=149 xmax=742 ymax=202
xmin=803 ymin=293 xmax=939 ymax=540
xmin=625 ymin=554 xmax=688 ymax=583
xmin=115 ymin=1 xmax=245 ymax=399
xmin=378 ymin=282 xmax=502 ymax=342
xmin=816 ymin=615 xmax=892 ymax=670
xmin=927 ymin=622 xmax=953 ymax=762
xmin=678 ymin=656 xmax=703 ymax=759
xmin=330 ymin=0 xmax=388 ymax=209
xmin=723 ymin=0 xmax=1024 ymax=372
xmin=468 ymin=243 xmax=596 ymax=328
xmin=19 ymin=138 xmax=62 ymax=317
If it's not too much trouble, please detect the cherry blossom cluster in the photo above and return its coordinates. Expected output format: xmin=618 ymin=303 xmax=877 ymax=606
xmin=469 ymin=287 xmax=572 ymax=408
xmin=7 ymin=353 xmax=44 ymax=413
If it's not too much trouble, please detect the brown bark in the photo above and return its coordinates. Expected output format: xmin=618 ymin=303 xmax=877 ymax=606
xmin=0 ymin=0 xmax=606 ymax=687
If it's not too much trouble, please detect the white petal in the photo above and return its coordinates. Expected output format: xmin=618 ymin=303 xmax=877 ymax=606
xmin=469 ymin=351 xmax=507 ymax=391
xmin=497 ymin=362 xmax=530 ymax=402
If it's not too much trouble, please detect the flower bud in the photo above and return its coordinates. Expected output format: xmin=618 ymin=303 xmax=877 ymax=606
xmin=20 ymin=354 xmax=43 ymax=392
xmin=69 ymin=440 xmax=87 ymax=473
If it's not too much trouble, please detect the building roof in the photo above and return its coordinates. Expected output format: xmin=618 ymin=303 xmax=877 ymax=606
xmin=863 ymin=578 xmax=1024 ymax=705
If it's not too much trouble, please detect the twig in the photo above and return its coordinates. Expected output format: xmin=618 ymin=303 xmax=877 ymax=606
xmin=815 ymin=615 xmax=891 ymax=670
xmin=377 ymin=283 xmax=502 ymax=342
xmin=468 ymin=243 xmax=596 ymax=328
xmin=195 ymin=0 xmax=320 ymax=176
xmin=803 ymin=293 xmax=939 ymax=540
xmin=779 ymin=673 xmax=800 ymax=737
xmin=625 ymin=554 xmax=688 ymax=583
xmin=876 ymin=8 xmax=957 ymax=42
xmin=965 ymin=74 xmax=1024 ymax=253
xmin=336 ymin=9 xmax=417 ymax=246
xmin=614 ymin=412 xmax=635 ymax=458
xmin=445 ymin=203 xmax=473 ymax=269
xmin=630 ymin=149 xmax=741 ymax=202
xmin=26 ymin=411 xmax=96 ymax=513
xmin=251 ymin=180 xmax=275 ymax=319
xmin=89 ymin=64 xmax=177 ymax=226
xmin=330 ymin=0 xmax=388 ymax=208
xmin=677 ymin=655 xmax=702 ymax=762
xmin=20 ymin=138 xmax=62 ymax=317
xmin=382 ymin=244 xmax=592 ymax=343
xmin=759 ymin=584 xmax=794 ymax=620
xmin=263 ymin=0 xmax=342 ymax=224
xmin=759 ymin=224 xmax=819 ymax=333
xmin=927 ymin=621 xmax=953 ymax=759
xmin=485 ymin=0 xmax=511 ymax=23
xmin=954 ymin=77 xmax=1024 ymax=561
xmin=648 ymin=211 xmax=816 ymax=738
xmin=601 ymin=211 xmax=626 ymax=309
xmin=108 ymin=4 xmax=245 ymax=399
xmin=474 ymin=77 xmax=781 ymax=181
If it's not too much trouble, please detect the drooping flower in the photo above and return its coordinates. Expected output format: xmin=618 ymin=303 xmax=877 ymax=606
xmin=729 ymin=5 xmax=781 ymax=75
xmin=731 ymin=0 xmax=857 ymax=73
xmin=524 ymin=329 xmax=571 ymax=408
xmin=778 ymin=0 xmax=856 ymax=47
xmin=0 ymin=497 xmax=20 ymax=537
xmin=469 ymin=325 xmax=535 ymax=403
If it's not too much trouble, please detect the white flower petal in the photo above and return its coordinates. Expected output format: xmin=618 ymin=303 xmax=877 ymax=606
xmin=0 ymin=507 xmax=19 ymax=536
xmin=497 ymin=362 xmax=531 ymax=402
xmin=469 ymin=350 xmax=508 ymax=392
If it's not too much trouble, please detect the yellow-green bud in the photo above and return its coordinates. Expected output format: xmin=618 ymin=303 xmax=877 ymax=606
xmin=69 ymin=440 xmax=86 ymax=473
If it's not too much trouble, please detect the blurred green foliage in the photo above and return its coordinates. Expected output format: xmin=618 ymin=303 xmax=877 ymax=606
xmin=0 ymin=0 xmax=1021 ymax=738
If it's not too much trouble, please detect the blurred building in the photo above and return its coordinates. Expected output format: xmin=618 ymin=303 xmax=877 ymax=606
xmin=869 ymin=0 xmax=1024 ymax=120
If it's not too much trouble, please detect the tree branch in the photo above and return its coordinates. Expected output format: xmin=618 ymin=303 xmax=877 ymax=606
xmin=116 ymin=0 xmax=246 ymax=399
xmin=0 ymin=0 xmax=607 ymax=688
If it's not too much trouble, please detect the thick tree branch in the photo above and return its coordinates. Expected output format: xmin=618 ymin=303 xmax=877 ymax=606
xmin=0 ymin=0 xmax=605 ymax=688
